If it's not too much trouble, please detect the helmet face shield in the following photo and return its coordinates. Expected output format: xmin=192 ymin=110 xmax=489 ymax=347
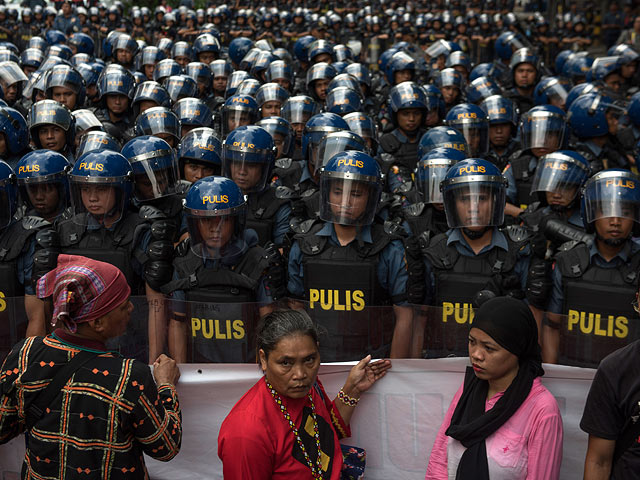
xmin=583 ymin=171 xmax=640 ymax=225
xmin=448 ymin=120 xmax=489 ymax=156
xmin=417 ymin=158 xmax=456 ymax=204
xmin=316 ymin=132 xmax=368 ymax=171
xmin=442 ymin=176 xmax=507 ymax=228
xmin=131 ymin=152 xmax=179 ymax=202
xmin=222 ymin=148 xmax=270 ymax=193
xmin=319 ymin=174 xmax=382 ymax=226
xmin=70 ymin=178 xmax=128 ymax=227
xmin=521 ymin=111 xmax=565 ymax=151
xmin=186 ymin=206 xmax=246 ymax=259
xmin=530 ymin=152 xmax=589 ymax=199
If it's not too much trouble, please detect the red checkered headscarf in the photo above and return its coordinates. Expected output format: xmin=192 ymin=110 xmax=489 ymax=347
xmin=36 ymin=255 xmax=131 ymax=333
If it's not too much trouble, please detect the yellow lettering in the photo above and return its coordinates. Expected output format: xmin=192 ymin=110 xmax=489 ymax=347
xmin=605 ymin=179 xmax=635 ymax=189
xmin=567 ymin=310 xmax=579 ymax=331
xmin=352 ymin=290 xmax=365 ymax=311
xmin=454 ymin=303 xmax=470 ymax=324
xmin=309 ymin=289 xmax=319 ymax=309
xmin=215 ymin=319 xmax=227 ymax=339
xmin=580 ymin=311 xmax=594 ymax=335
xmin=615 ymin=316 xmax=629 ymax=338
xmin=232 ymin=320 xmax=245 ymax=339
xmin=0 ymin=291 xmax=6 ymax=312
xmin=320 ymin=289 xmax=332 ymax=310
xmin=594 ymin=314 xmax=607 ymax=336
xmin=442 ymin=302 xmax=454 ymax=322
xmin=333 ymin=289 xmax=345 ymax=311
xmin=191 ymin=317 xmax=201 ymax=337
xmin=202 ymin=319 xmax=214 ymax=339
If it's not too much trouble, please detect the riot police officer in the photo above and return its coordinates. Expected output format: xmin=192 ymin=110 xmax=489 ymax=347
xmin=416 ymin=158 xmax=532 ymax=357
xmin=177 ymin=127 xmax=222 ymax=184
xmin=159 ymin=176 xmax=278 ymax=363
xmin=480 ymin=95 xmax=520 ymax=171
xmin=222 ymin=125 xmax=291 ymax=247
xmin=135 ymin=106 xmax=181 ymax=149
xmin=45 ymin=64 xmax=86 ymax=111
xmin=505 ymin=48 xmax=540 ymax=113
xmin=543 ymin=169 xmax=640 ymax=367
xmin=29 ymin=100 xmax=76 ymax=163
xmin=287 ymin=151 xmax=413 ymax=359
xmin=93 ymin=65 xmax=136 ymax=144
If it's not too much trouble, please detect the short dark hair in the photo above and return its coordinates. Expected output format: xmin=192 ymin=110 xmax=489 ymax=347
xmin=256 ymin=309 xmax=319 ymax=359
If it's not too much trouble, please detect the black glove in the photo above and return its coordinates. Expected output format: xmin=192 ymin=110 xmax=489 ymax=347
xmin=32 ymin=229 xmax=60 ymax=289
xmin=526 ymin=258 xmax=552 ymax=309
xmin=145 ymin=261 xmax=174 ymax=291
xmin=404 ymin=236 xmax=426 ymax=305
xmin=263 ymin=242 xmax=287 ymax=301
xmin=291 ymin=199 xmax=307 ymax=219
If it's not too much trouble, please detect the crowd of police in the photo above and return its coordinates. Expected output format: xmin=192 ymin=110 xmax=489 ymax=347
xmin=0 ymin=0 xmax=638 ymax=368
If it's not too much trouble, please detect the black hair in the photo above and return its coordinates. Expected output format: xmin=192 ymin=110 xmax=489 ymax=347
xmin=256 ymin=309 xmax=319 ymax=359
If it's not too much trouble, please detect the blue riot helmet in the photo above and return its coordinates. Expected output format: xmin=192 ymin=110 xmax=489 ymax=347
xmin=436 ymin=68 xmax=465 ymax=103
xmin=302 ymin=112 xmax=349 ymax=172
xmin=193 ymin=33 xmax=221 ymax=63
xmin=251 ymin=50 xmax=277 ymax=82
xmin=163 ymin=74 xmax=198 ymax=102
xmin=45 ymin=64 xmax=86 ymax=110
xmin=385 ymin=51 xmax=416 ymax=85
xmin=567 ymin=93 xmax=622 ymax=140
xmin=224 ymin=71 xmax=251 ymax=98
xmin=255 ymin=117 xmax=295 ymax=159
xmin=344 ymin=63 xmax=372 ymax=93
xmin=325 ymin=86 xmax=362 ymax=116
xmin=171 ymin=41 xmax=194 ymax=65
xmin=69 ymin=150 xmax=133 ymax=226
xmin=589 ymin=56 xmax=623 ymax=96
xmin=20 ymin=48 xmax=44 ymax=71
xmin=281 ymin=95 xmax=319 ymax=143
xmin=293 ymin=35 xmax=316 ymax=64
xmin=533 ymin=77 xmax=571 ymax=109
xmin=73 ymin=109 xmax=102 ymax=140
xmin=609 ymin=44 xmax=640 ymax=65
xmin=555 ymin=50 xmax=573 ymax=76
xmin=184 ymin=176 xmax=247 ymax=259
xmin=445 ymin=51 xmax=472 ymax=75
xmin=530 ymin=150 xmax=590 ymax=210
xmin=140 ymin=46 xmax=167 ymax=76
xmin=45 ymin=30 xmax=66 ymax=46
xmin=222 ymin=125 xmax=276 ymax=193
xmin=441 ymin=158 xmax=507 ymax=229
xmin=69 ymin=33 xmax=95 ymax=56
xmin=470 ymin=63 xmax=493 ymax=82
xmin=132 ymin=81 xmax=172 ymax=117
xmin=418 ymin=126 xmax=469 ymax=158
xmin=76 ymin=63 xmax=101 ymax=102
xmin=153 ymin=59 xmax=182 ymax=84
xmin=272 ymin=48 xmax=293 ymax=64
xmin=0 ymin=48 xmax=19 ymax=64
xmin=480 ymin=95 xmax=518 ymax=133
xmin=156 ymin=38 xmax=173 ymax=58
xmin=319 ymin=151 xmax=382 ymax=226
xmin=0 ymin=106 xmax=28 ymax=156
xmin=236 ymin=78 xmax=262 ymax=97
xmin=173 ymin=97 xmax=213 ymax=135
xmin=327 ymin=73 xmax=364 ymax=98
xmin=333 ymin=44 xmax=353 ymax=63
xmin=122 ymin=135 xmax=179 ymax=202
xmin=0 ymin=61 xmax=28 ymax=104
xmin=509 ymin=48 xmax=540 ymax=79
xmin=265 ymin=60 xmax=294 ymax=91
xmin=495 ymin=31 xmax=526 ymax=61
xmin=221 ymin=94 xmax=259 ymax=136
xmin=0 ymin=160 xmax=17 ymax=229
xmin=466 ymin=76 xmax=501 ymax=105
xmin=416 ymin=147 xmax=466 ymax=204
xmin=96 ymin=65 xmax=136 ymax=104
xmin=15 ymin=150 xmax=70 ymax=220
xmin=519 ymin=104 xmax=567 ymax=154
xmin=316 ymin=131 xmax=369 ymax=171
xmin=238 ymin=48 xmax=262 ymax=72
xmin=379 ymin=47 xmax=400 ymax=74
xmin=581 ymin=169 xmax=640 ymax=234
xmin=135 ymin=106 xmax=181 ymax=147
xmin=28 ymin=36 xmax=47 ymax=52
xmin=228 ymin=37 xmax=254 ymax=66
xmin=445 ymin=104 xmax=489 ymax=157
xmin=187 ymin=61 xmax=214 ymax=97
xmin=76 ymin=131 xmax=120 ymax=158
xmin=424 ymin=39 xmax=454 ymax=63
xmin=178 ymin=127 xmax=222 ymax=180
xmin=71 ymin=53 xmax=93 ymax=68
xmin=566 ymin=82 xmax=599 ymax=110
xmin=113 ymin=34 xmax=138 ymax=65
xmin=255 ymin=83 xmax=290 ymax=117
xmin=563 ymin=53 xmax=593 ymax=84
xmin=343 ymin=112 xmax=379 ymax=151
xmin=307 ymin=39 xmax=335 ymax=65
xmin=306 ymin=62 xmax=337 ymax=102
xmin=389 ymin=81 xmax=428 ymax=127
xmin=29 ymin=100 xmax=75 ymax=151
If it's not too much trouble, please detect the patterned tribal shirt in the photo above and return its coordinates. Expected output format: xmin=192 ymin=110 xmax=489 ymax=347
xmin=0 ymin=329 xmax=182 ymax=479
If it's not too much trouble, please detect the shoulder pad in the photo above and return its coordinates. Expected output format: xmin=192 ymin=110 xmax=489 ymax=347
xmin=301 ymin=187 xmax=318 ymax=198
xmin=379 ymin=132 xmax=401 ymax=154
xmin=522 ymin=201 xmax=541 ymax=214
xmin=139 ymin=205 xmax=167 ymax=221
xmin=275 ymin=157 xmax=293 ymax=169
xmin=504 ymin=224 xmax=530 ymax=243
xmin=417 ymin=231 xmax=431 ymax=252
xmin=403 ymin=202 xmax=426 ymax=218
xmin=290 ymin=218 xmax=317 ymax=234
xmin=21 ymin=215 xmax=52 ymax=230
xmin=384 ymin=219 xmax=405 ymax=236
xmin=557 ymin=240 xmax=581 ymax=252
xmin=275 ymin=185 xmax=299 ymax=199
xmin=175 ymin=237 xmax=190 ymax=257
xmin=507 ymin=149 xmax=524 ymax=162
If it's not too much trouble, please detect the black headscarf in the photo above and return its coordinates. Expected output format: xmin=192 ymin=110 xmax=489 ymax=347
xmin=445 ymin=297 xmax=544 ymax=480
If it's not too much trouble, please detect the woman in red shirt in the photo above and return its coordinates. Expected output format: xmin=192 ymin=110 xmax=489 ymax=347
xmin=218 ymin=309 xmax=391 ymax=479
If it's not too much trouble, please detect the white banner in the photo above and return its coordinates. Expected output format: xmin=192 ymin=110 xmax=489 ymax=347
xmin=0 ymin=358 xmax=596 ymax=479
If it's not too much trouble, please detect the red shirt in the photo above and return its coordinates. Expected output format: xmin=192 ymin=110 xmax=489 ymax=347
xmin=218 ymin=377 xmax=350 ymax=479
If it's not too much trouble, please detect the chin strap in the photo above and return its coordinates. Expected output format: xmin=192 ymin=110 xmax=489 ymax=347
xmin=462 ymin=226 xmax=489 ymax=240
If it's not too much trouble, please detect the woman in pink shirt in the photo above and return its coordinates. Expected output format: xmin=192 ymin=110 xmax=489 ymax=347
xmin=426 ymin=297 xmax=563 ymax=480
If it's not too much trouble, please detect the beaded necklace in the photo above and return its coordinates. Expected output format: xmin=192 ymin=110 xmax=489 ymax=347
xmin=265 ymin=379 xmax=324 ymax=479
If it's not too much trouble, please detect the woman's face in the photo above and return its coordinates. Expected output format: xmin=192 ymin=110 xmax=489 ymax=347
xmin=468 ymin=327 xmax=519 ymax=384
xmin=80 ymin=185 xmax=117 ymax=217
xmin=329 ymin=180 xmax=370 ymax=222
xmin=259 ymin=333 xmax=320 ymax=399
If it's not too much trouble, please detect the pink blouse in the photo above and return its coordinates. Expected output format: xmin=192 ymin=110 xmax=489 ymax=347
xmin=425 ymin=377 xmax=563 ymax=480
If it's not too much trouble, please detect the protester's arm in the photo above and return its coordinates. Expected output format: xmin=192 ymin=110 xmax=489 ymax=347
xmin=583 ymin=436 xmax=615 ymax=480
xmin=146 ymin=283 xmax=167 ymax=364
xmin=25 ymin=295 xmax=47 ymax=337
xmin=131 ymin=355 xmax=182 ymax=461
xmin=425 ymin=384 xmax=463 ymax=479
